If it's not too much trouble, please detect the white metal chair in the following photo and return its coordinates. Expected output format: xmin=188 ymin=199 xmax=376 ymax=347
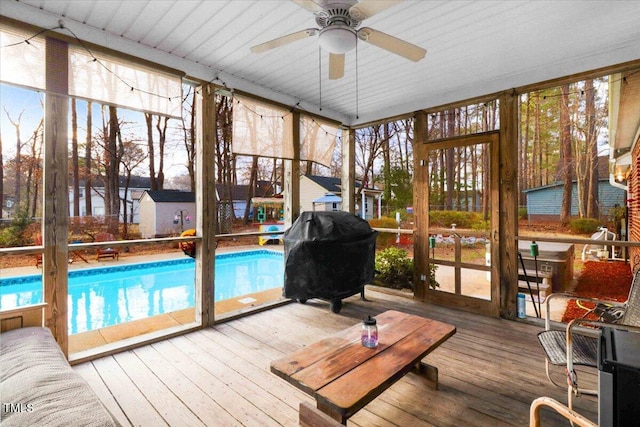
xmin=580 ymin=227 xmax=617 ymax=260
xmin=536 ymin=265 xmax=640 ymax=410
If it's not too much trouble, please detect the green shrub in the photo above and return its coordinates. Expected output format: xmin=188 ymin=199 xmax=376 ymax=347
xmin=518 ymin=207 xmax=528 ymax=220
xmin=429 ymin=210 xmax=487 ymax=230
xmin=471 ymin=219 xmax=490 ymax=232
xmin=374 ymin=247 xmax=438 ymax=291
xmin=568 ymin=217 xmax=601 ymax=234
xmin=0 ymin=209 xmax=34 ymax=248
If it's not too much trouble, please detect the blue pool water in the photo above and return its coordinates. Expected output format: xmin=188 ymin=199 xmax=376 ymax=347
xmin=0 ymin=250 xmax=283 ymax=334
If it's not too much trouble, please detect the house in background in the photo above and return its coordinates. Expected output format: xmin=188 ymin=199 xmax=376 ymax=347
xmin=300 ymin=175 xmax=382 ymax=220
xmin=69 ymin=176 xmax=151 ymax=224
xmin=215 ymin=181 xmax=277 ymax=219
xmin=215 ymin=184 xmax=252 ymax=219
xmin=525 ymin=156 xmax=627 ymax=223
xmin=138 ymin=190 xmax=196 ymax=238
xmin=524 ymin=178 xmax=626 ymax=222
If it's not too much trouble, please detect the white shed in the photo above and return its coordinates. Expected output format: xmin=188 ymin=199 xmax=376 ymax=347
xmin=138 ymin=190 xmax=196 ymax=238
xmin=300 ymin=175 xmax=382 ymax=220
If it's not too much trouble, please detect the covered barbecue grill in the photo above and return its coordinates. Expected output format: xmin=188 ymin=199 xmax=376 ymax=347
xmin=283 ymin=211 xmax=378 ymax=313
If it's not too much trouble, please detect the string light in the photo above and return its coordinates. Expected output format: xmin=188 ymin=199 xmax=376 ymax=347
xmin=9 ymin=20 xmax=632 ymax=138
xmin=2 ymin=23 xmax=181 ymax=103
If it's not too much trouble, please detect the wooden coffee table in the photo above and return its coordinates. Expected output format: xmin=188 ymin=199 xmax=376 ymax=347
xmin=271 ymin=310 xmax=456 ymax=425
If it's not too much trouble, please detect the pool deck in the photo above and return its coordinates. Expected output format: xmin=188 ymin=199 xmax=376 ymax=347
xmin=2 ymin=244 xmax=287 ymax=355
xmin=1 ymin=244 xmax=283 ymax=278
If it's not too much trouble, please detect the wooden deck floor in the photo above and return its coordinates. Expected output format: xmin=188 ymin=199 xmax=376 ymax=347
xmin=74 ymin=287 xmax=598 ymax=426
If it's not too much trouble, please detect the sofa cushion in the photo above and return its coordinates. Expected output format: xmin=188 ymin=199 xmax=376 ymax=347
xmin=1 ymin=327 xmax=119 ymax=427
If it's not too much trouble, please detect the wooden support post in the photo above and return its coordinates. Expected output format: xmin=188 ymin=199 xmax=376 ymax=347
xmin=413 ymin=111 xmax=428 ymax=301
xmin=284 ymin=111 xmax=301 ymax=228
xmin=195 ymin=84 xmax=216 ymax=327
xmin=498 ymin=90 xmax=519 ymax=319
xmin=43 ymin=36 xmax=69 ymax=355
xmin=341 ymin=127 xmax=356 ymax=214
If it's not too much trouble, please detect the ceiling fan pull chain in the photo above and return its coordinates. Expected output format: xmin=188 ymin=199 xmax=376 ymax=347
xmin=318 ymin=46 xmax=322 ymax=111
xmin=356 ymin=38 xmax=359 ymax=120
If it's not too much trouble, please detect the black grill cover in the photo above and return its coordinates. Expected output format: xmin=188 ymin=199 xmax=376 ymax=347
xmin=283 ymin=211 xmax=378 ymax=301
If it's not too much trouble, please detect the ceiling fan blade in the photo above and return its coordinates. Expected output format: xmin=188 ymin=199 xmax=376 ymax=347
xmin=291 ymin=0 xmax=324 ymax=12
xmin=250 ymin=29 xmax=318 ymax=53
xmin=329 ymin=53 xmax=345 ymax=80
xmin=358 ymin=27 xmax=426 ymax=62
xmin=349 ymin=0 xmax=403 ymax=20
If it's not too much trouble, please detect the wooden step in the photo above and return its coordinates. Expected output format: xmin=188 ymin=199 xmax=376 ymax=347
xmin=518 ymin=278 xmax=551 ymax=299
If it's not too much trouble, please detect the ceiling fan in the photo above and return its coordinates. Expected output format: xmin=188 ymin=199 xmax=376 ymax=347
xmin=250 ymin=0 xmax=426 ymax=80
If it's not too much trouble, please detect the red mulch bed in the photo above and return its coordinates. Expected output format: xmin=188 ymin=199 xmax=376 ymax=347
xmin=561 ymin=261 xmax=633 ymax=323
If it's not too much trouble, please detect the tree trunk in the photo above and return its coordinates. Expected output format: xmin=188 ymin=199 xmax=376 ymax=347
xmin=26 ymin=119 xmax=43 ymax=219
xmin=145 ymin=113 xmax=157 ymax=191
xmin=521 ymin=93 xmax=531 ymax=205
xmin=444 ymin=110 xmax=455 ymax=210
xmin=5 ymin=111 xmax=23 ymax=209
xmin=383 ymin=123 xmax=391 ymax=212
xmin=244 ymin=156 xmax=258 ymax=224
xmin=71 ymin=99 xmax=80 ymax=219
xmin=85 ymin=101 xmax=93 ymax=217
xmin=105 ymin=106 xmax=120 ymax=234
xmin=532 ymin=92 xmax=540 ymax=187
xmin=0 ymin=132 xmax=3 ymax=219
xmin=584 ymin=79 xmax=599 ymax=219
xmin=182 ymin=86 xmax=196 ymax=192
xmin=560 ymin=84 xmax=573 ymax=225
xmin=156 ymin=116 xmax=168 ymax=190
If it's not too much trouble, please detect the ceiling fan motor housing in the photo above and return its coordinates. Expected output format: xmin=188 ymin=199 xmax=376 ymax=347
xmin=315 ymin=5 xmax=361 ymax=54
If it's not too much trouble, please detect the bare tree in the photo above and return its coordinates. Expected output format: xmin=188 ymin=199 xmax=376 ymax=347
xmin=559 ymin=84 xmax=573 ymax=225
xmin=84 ymin=101 xmax=93 ymax=217
xmin=25 ymin=119 xmax=43 ymax=218
xmin=243 ymin=156 xmax=259 ymax=224
xmin=0 ymin=132 xmax=3 ymax=219
xmin=155 ymin=116 xmax=168 ymax=190
xmin=71 ymin=99 xmax=80 ymax=218
xmin=102 ymin=105 xmax=122 ymax=234
xmin=180 ymin=86 xmax=196 ymax=191
xmin=382 ymin=123 xmax=391 ymax=207
xmin=145 ymin=113 xmax=157 ymax=191
xmin=120 ymin=140 xmax=147 ymax=237
xmin=584 ymin=79 xmax=600 ymax=219
xmin=355 ymin=124 xmax=390 ymax=195
xmin=4 ymin=108 xmax=24 ymax=209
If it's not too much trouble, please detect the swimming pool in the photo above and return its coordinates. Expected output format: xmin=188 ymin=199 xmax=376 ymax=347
xmin=0 ymin=250 xmax=283 ymax=334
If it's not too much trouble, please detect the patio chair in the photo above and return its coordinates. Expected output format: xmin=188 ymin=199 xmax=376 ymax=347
xmin=34 ymin=234 xmax=43 ymax=267
xmin=95 ymin=232 xmax=119 ymax=261
xmin=529 ymin=397 xmax=597 ymax=427
xmin=536 ymin=265 xmax=640 ymax=410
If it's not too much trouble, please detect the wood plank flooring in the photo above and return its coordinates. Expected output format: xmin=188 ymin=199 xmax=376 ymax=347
xmin=74 ymin=287 xmax=598 ymax=426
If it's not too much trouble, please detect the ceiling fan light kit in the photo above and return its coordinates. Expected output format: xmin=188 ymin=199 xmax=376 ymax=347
xmin=319 ymin=25 xmax=356 ymax=54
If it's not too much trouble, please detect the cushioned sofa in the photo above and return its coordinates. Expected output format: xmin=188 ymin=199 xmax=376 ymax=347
xmin=0 ymin=327 xmax=120 ymax=426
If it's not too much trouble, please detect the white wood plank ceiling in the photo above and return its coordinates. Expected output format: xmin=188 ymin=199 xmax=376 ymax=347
xmin=2 ymin=0 xmax=640 ymax=126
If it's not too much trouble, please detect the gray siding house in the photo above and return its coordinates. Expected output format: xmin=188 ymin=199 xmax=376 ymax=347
xmin=524 ymin=179 xmax=626 ymax=221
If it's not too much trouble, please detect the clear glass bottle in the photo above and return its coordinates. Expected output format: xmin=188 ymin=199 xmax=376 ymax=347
xmin=361 ymin=315 xmax=378 ymax=348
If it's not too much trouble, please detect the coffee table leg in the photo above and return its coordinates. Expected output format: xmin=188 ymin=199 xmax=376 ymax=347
xmin=300 ymin=401 xmax=346 ymax=426
xmin=413 ymin=361 xmax=439 ymax=390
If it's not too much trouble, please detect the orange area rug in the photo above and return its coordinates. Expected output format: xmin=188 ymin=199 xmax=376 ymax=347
xmin=561 ymin=261 xmax=633 ymax=323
